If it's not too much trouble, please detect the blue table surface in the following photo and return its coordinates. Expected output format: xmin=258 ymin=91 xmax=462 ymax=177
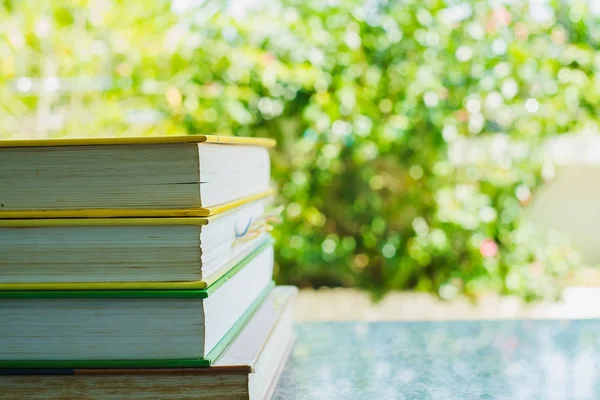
xmin=272 ymin=320 xmax=600 ymax=400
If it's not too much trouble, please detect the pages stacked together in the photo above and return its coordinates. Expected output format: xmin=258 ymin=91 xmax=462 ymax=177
xmin=0 ymin=135 xmax=295 ymax=399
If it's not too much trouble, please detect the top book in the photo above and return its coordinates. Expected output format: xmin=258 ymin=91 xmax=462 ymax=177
xmin=0 ymin=135 xmax=275 ymax=218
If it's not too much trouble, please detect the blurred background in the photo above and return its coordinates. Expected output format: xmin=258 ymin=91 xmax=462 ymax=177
xmin=2 ymin=0 xmax=600 ymax=316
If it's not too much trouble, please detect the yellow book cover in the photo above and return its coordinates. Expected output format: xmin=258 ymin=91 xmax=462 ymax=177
xmin=0 ymin=134 xmax=276 ymax=148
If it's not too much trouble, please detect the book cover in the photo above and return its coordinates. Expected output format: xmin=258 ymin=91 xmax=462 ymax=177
xmin=0 ymin=134 xmax=276 ymax=149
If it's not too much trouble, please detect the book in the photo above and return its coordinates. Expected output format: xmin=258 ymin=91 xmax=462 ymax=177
xmin=0 ymin=244 xmax=275 ymax=368
xmin=0 ymin=198 xmax=277 ymax=290
xmin=0 ymin=286 xmax=297 ymax=400
xmin=0 ymin=135 xmax=275 ymax=218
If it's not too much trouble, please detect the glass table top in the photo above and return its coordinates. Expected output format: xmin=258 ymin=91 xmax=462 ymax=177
xmin=273 ymin=320 xmax=600 ymax=399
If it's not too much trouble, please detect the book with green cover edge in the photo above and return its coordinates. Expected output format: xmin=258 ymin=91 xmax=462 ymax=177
xmin=0 ymin=287 xmax=298 ymax=376
xmin=0 ymin=282 xmax=274 ymax=369
xmin=0 ymin=238 xmax=273 ymax=299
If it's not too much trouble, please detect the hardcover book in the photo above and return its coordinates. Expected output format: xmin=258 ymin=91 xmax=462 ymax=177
xmin=0 ymin=286 xmax=297 ymax=400
xmin=0 ymin=244 xmax=275 ymax=368
xmin=0 ymin=198 xmax=277 ymax=290
xmin=0 ymin=135 xmax=275 ymax=218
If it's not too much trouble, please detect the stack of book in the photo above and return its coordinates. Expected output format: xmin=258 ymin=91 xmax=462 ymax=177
xmin=0 ymin=135 xmax=296 ymax=399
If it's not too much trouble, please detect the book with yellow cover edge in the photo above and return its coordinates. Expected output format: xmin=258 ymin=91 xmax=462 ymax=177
xmin=0 ymin=200 xmax=281 ymax=290
xmin=0 ymin=189 xmax=275 ymax=219
xmin=0 ymin=135 xmax=275 ymax=218
xmin=0 ymin=237 xmax=273 ymax=291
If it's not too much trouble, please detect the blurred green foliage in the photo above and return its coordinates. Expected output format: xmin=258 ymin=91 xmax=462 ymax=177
xmin=1 ymin=0 xmax=597 ymax=300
